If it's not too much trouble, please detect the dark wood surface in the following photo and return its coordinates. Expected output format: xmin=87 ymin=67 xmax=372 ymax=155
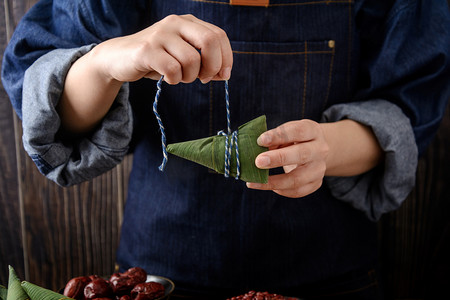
xmin=0 ymin=0 xmax=24 ymax=283
xmin=0 ymin=1 xmax=449 ymax=299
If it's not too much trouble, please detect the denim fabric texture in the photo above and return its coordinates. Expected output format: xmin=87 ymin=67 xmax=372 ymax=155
xmin=2 ymin=0 xmax=450 ymax=298
xmin=21 ymin=45 xmax=133 ymax=186
xmin=321 ymin=99 xmax=418 ymax=221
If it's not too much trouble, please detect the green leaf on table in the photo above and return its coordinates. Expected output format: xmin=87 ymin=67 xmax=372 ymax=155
xmin=167 ymin=115 xmax=269 ymax=183
xmin=0 ymin=284 xmax=7 ymax=300
xmin=7 ymin=266 xmax=29 ymax=300
xmin=21 ymin=281 xmax=73 ymax=300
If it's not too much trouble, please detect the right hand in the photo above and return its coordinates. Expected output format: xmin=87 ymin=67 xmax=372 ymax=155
xmin=91 ymin=14 xmax=233 ymax=84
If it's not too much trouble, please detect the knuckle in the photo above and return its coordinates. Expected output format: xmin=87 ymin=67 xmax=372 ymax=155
xmin=214 ymin=27 xmax=228 ymax=40
xmin=276 ymin=151 xmax=287 ymax=166
xmin=298 ymin=147 xmax=311 ymax=165
xmin=164 ymin=61 xmax=182 ymax=83
xmin=163 ymin=14 xmax=181 ymax=24
xmin=273 ymin=126 xmax=289 ymax=143
xmin=293 ymin=121 xmax=309 ymax=140
xmin=165 ymin=61 xmax=181 ymax=75
xmin=181 ymin=13 xmax=195 ymax=20
xmin=182 ymin=51 xmax=201 ymax=67
xmin=200 ymin=30 xmax=219 ymax=48
xmin=200 ymin=64 xmax=221 ymax=79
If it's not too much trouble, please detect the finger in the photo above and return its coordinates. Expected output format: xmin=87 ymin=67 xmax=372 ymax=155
xmin=162 ymin=35 xmax=201 ymax=83
xmin=185 ymin=16 xmax=233 ymax=80
xmin=247 ymin=180 xmax=320 ymax=198
xmin=257 ymin=119 xmax=320 ymax=147
xmin=143 ymin=71 xmax=164 ymax=80
xmin=247 ymin=162 xmax=325 ymax=191
xmin=180 ymin=15 xmax=232 ymax=82
xmin=255 ymin=143 xmax=312 ymax=169
xmin=141 ymin=48 xmax=183 ymax=84
xmin=246 ymin=171 xmax=323 ymax=198
xmin=247 ymin=168 xmax=306 ymax=191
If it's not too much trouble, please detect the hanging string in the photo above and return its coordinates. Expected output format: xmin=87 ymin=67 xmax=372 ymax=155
xmin=217 ymin=80 xmax=240 ymax=180
xmin=153 ymin=75 xmax=168 ymax=171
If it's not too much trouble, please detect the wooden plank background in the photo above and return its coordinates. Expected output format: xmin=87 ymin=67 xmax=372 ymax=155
xmin=0 ymin=1 xmax=449 ymax=299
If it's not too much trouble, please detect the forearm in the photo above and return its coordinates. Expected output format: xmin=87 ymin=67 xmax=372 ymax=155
xmin=58 ymin=46 xmax=123 ymax=134
xmin=321 ymin=119 xmax=383 ymax=177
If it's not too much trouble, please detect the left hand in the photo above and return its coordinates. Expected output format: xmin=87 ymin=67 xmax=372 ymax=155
xmin=246 ymin=119 xmax=329 ymax=198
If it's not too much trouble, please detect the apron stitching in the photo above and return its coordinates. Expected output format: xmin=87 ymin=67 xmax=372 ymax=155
xmin=323 ymin=42 xmax=335 ymax=110
xmin=232 ymin=50 xmax=332 ymax=55
xmin=270 ymin=0 xmax=354 ymax=6
xmin=347 ymin=0 xmax=352 ymax=95
xmin=190 ymin=0 xmax=354 ymax=6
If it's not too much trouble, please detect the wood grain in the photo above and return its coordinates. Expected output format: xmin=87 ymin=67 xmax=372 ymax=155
xmin=0 ymin=0 xmax=24 ymax=285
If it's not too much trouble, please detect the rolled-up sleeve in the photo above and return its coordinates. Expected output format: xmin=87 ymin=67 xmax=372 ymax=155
xmin=326 ymin=0 xmax=450 ymax=221
xmin=22 ymin=45 xmax=133 ymax=186
xmin=321 ymin=100 xmax=418 ymax=221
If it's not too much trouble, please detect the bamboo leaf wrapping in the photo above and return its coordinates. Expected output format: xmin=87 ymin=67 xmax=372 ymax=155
xmin=21 ymin=282 xmax=73 ymax=300
xmin=167 ymin=115 xmax=269 ymax=183
xmin=7 ymin=266 xmax=29 ymax=300
xmin=0 ymin=285 xmax=7 ymax=300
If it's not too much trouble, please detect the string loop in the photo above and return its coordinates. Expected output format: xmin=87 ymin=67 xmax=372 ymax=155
xmin=153 ymin=75 xmax=168 ymax=171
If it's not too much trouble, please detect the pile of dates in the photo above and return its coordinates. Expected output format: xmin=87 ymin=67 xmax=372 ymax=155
xmin=227 ymin=290 xmax=297 ymax=300
xmin=63 ymin=267 xmax=165 ymax=300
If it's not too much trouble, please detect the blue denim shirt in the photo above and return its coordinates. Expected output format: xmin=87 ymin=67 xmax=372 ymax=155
xmin=2 ymin=0 xmax=450 ymax=296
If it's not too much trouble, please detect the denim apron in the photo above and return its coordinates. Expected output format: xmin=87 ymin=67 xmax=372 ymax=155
xmin=118 ymin=0 xmax=378 ymax=297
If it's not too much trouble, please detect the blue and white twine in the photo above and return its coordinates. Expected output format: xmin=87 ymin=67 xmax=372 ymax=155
xmin=153 ymin=75 xmax=168 ymax=171
xmin=217 ymin=80 xmax=240 ymax=180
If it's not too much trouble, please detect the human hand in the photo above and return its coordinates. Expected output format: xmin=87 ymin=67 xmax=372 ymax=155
xmin=246 ymin=120 xmax=329 ymax=198
xmin=91 ymin=14 xmax=233 ymax=84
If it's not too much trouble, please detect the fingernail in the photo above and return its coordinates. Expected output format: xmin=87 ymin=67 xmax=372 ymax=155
xmin=255 ymin=155 xmax=270 ymax=168
xmin=257 ymin=134 xmax=271 ymax=146
xmin=200 ymin=76 xmax=213 ymax=84
xmin=221 ymin=67 xmax=231 ymax=79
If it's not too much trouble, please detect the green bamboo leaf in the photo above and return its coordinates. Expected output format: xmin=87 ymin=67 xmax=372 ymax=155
xmin=167 ymin=115 xmax=269 ymax=183
xmin=0 ymin=284 xmax=7 ymax=300
xmin=7 ymin=266 xmax=29 ymax=300
xmin=21 ymin=281 xmax=73 ymax=300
